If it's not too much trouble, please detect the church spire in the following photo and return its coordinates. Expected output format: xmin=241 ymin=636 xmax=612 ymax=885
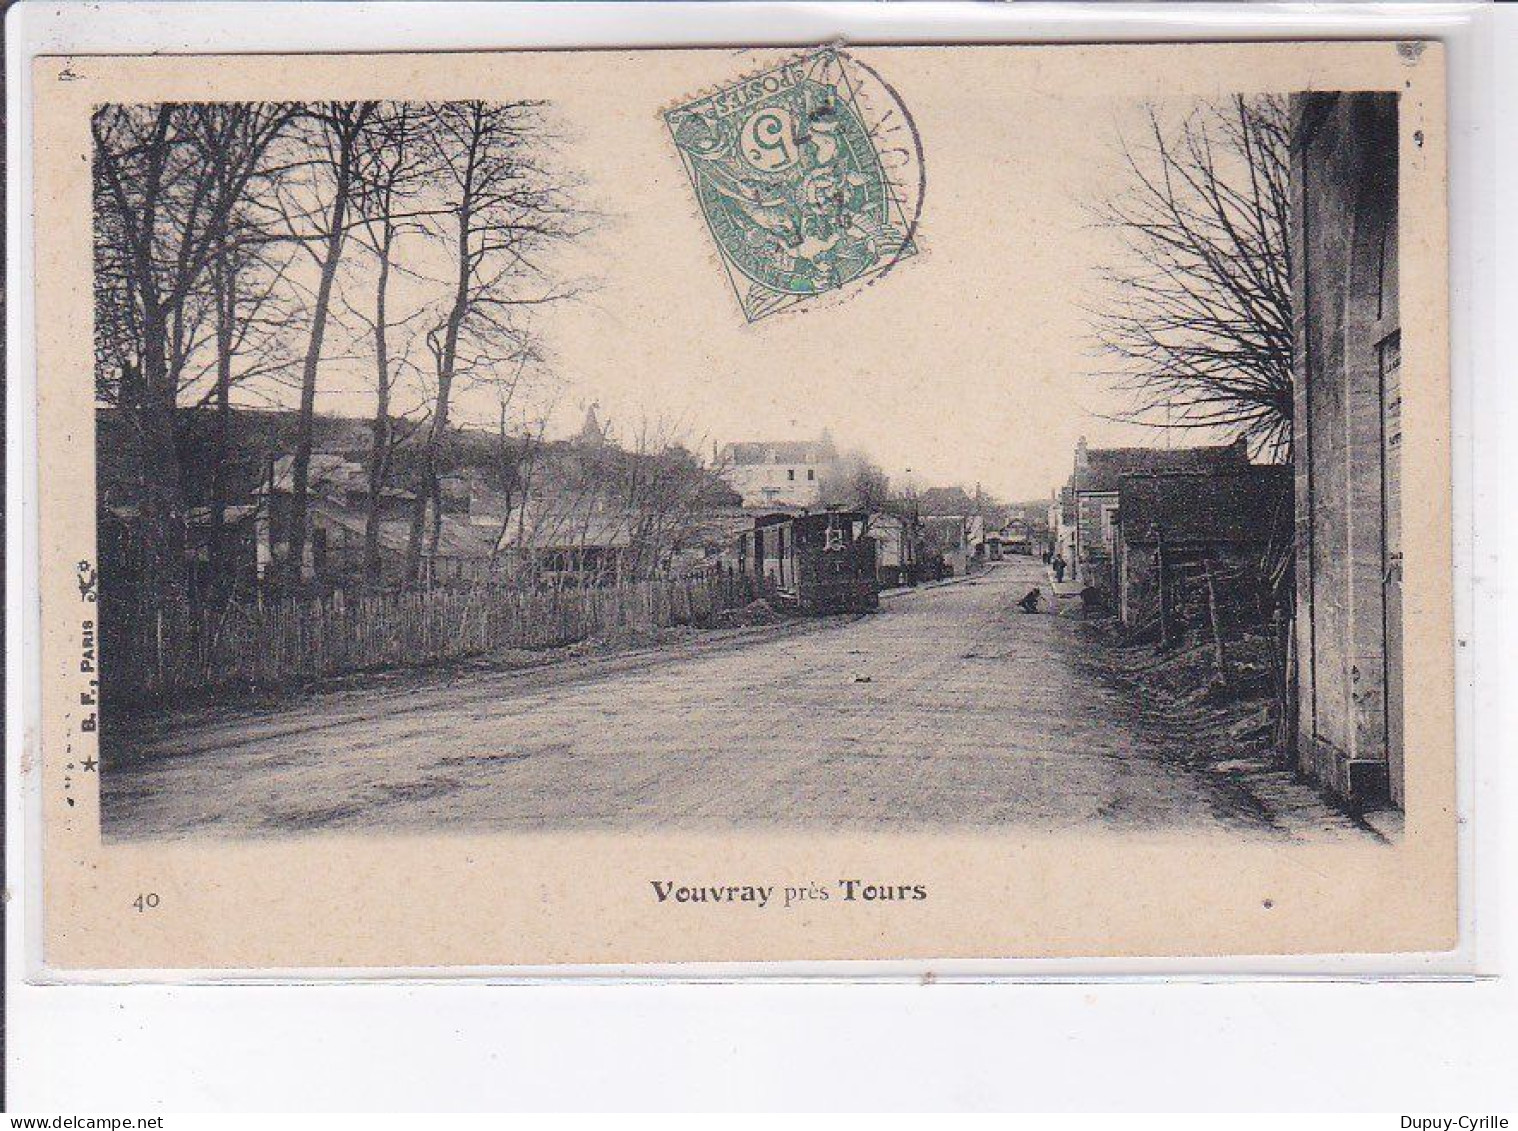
xmin=577 ymin=401 xmax=606 ymax=446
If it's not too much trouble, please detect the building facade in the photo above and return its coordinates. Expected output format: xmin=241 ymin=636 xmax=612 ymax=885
xmin=1063 ymin=436 xmax=1251 ymax=596
xmin=719 ymin=437 xmax=838 ymax=508
xmin=261 ymin=454 xmax=500 ymax=586
xmin=1112 ymin=466 xmax=1291 ymax=636
xmin=1050 ymin=487 xmax=1076 ymax=575
xmin=1290 ymin=91 xmax=1403 ymax=810
xmin=867 ymin=511 xmax=918 ymax=587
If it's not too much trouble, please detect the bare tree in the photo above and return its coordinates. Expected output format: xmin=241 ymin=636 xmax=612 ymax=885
xmin=406 ymin=99 xmax=579 ymax=583
xmin=348 ymin=103 xmax=438 ymax=583
xmin=484 ymin=390 xmax=552 ymax=574
xmin=93 ymin=199 xmax=143 ymax=409
xmin=617 ymin=419 xmax=732 ymax=580
xmin=1090 ymin=95 xmax=1292 ymax=458
xmin=270 ymin=101 xmax=378 ymax=589
xmin=95 ymin=99 xmax=585 ymax=600
xmin=1093 ymin=96 xmax=1299 ymax=737
xmin=817 ymin=451 xmax=892 ymax=516
xmin=189 ymin=109 xmax=310 ymax=588
xmin=93 ymin=103 xmax=295 ymax=600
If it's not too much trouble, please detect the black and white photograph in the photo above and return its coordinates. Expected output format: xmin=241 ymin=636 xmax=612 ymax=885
xmin=12 ymin=1 xmax=1518 ymax=1117
xmin=88 ymin=82 xmax=1406 ymax=842
xmin=27 ymin=41 xmax=1453 ymax=971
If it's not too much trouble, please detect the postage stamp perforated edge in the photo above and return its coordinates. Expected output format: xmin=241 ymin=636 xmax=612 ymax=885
xmin=661 ymin=46 xmax=922 ymax=323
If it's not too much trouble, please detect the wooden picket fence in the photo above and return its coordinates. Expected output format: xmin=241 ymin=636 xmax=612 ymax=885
xmin=102 ymin=571 xmax=762 ymax=701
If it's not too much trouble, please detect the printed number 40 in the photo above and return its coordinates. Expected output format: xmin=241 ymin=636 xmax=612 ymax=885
xmin=133 ymin=892 xmax=160 ymax=912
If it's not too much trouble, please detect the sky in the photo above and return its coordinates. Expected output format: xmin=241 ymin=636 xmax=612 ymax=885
xmin=269 ymin=50 xmax=1254 ymax=502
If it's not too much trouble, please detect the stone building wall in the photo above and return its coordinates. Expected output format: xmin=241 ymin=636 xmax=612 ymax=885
xmin=1075 ymin=491 xmax=1117 ymax=587
xmin=1290 ymin=92 xmax=1402 ymax=808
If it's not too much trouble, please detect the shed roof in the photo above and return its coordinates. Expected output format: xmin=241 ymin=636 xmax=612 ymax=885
xmin=1116 ymin=466 xmax=1291 ymax=546
xmin=270 ymin=453 xmax=358 ymax=494
xmin=1074 ymin=438 xmax=1249 ymax=494
xmin=498 ymin=506 xmax=634 ymax=551
xmin=311 ymin=501 xmax=499 ymax=560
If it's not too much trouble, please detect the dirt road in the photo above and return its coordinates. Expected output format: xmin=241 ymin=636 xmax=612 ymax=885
xmin=103 ymin=558 xmax=1365 ymax=839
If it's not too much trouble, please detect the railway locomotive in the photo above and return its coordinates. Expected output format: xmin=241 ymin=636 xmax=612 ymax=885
xmin=734 ymin=509 xmax=880 ymax=614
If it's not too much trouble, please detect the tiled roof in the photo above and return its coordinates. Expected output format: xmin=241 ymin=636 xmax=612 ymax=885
xmin=1074 ymin=438 xmax=1249 ymax=494
xmin=270 ymin=453 xmax=357 ymax=493
xmin=723 ymin=441 xmax=833 ymax=466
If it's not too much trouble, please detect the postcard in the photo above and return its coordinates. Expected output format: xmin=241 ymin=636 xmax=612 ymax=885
xmin=31 ymin=41 xmax=1453 ymax=969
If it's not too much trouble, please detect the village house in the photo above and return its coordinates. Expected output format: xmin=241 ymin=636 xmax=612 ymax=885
xmin=995 ymin=506 xmax=1044 ymax=558
xmin=718 ymin=434 xmax=839 ymax=509
xmin=1112 ymin=466 xmax=1292 ymax=637
xmin=97 ymin=402 xmax=741 ymax=597
xmin=495 ymin=499 xmax=633 ymax=583
xmin=99 ymin=490 xmax=265 ymax=602
xmin=261 ymin=454 xmax=502 ymax=586
xmin=494 ymin=426 xmax=745 ymax=584
xmin=1062 ymin=436 xmax=1251 ymax=598
xmin=1289 ymin=91 xmax=1403 ymax=810
xmin=965 ymin=514 xmax=988 ymax=564
xmin=678 ymin=507 xmax=761 ymax=575
xmin=866 ymin=511 xmax=918 ymax=587
xmin=95 ymin=406 xmax=276 ymax=600
xmin=98 ymin=409 xmax=513 ymax=594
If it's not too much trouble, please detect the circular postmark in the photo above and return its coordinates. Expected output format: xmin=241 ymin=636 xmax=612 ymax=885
xmin=665 ymin=47 xmax=926 ymax=322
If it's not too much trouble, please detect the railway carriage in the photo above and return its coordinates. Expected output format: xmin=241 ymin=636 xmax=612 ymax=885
xmin=735 ymin=509 xmax=880 ymax=614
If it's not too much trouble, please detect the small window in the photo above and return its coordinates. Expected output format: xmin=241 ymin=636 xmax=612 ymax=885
xmin=807 ymin=469 xmax=815 ymax=481
xmin=787 ymin=469 xmax=796 ymax=481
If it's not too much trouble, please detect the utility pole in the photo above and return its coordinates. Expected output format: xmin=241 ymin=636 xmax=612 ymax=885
xmin=1155 ymin=522 xmax=1172 ymax=651
xmin=905 ymin=467 xmax=920 ymax=586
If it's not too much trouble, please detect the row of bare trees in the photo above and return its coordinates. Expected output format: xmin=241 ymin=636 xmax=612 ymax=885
xmin=93 ymin=99 xmax=579 ymax=606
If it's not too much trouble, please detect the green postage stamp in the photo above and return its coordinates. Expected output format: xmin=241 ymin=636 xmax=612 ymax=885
xmin=665 ymin=49 xmax=922 ymax=322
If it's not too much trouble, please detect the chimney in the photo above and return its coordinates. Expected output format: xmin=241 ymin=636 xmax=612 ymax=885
xmin=1075 ymin=436 xmax=1089 ymax=469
